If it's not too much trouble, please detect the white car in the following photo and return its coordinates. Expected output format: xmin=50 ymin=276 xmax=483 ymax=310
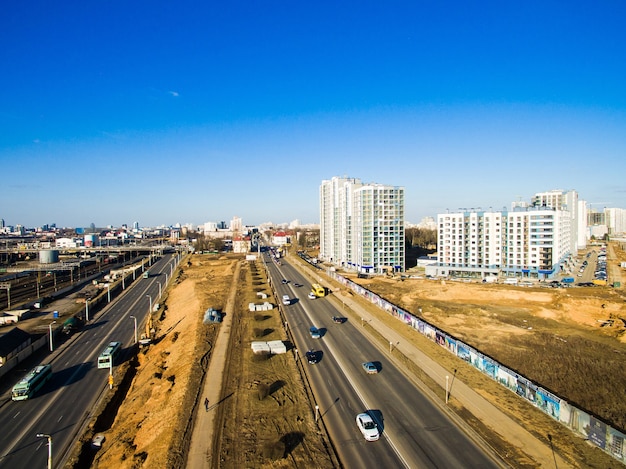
xmin=362 ymin=362 xmax=378 ymax=374
xmin=282 ymin=295 xmax=290 ymax=305
xmin=91 ymin=433 xmax=106 ymax=448
xmin=307 ymin=292 xmax=316 ymax=300
xmin=356 ymin=412 xmax=379 ymax=441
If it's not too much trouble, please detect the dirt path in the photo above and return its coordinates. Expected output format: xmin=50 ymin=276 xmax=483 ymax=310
xmin=187 ymin=260 xmax=241 ymax=469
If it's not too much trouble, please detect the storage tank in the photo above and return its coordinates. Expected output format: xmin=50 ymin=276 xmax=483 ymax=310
xmin=39 ymin=249 xmax=60 ymax=264
xmin=84 ymin=234 xmax=98 ymax=247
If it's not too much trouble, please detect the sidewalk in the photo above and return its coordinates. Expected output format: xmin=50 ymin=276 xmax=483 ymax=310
xmin=329 ymin=290 xmax=572 ymax=469
xmin=186 ymin=261 xmax=241 ymax=469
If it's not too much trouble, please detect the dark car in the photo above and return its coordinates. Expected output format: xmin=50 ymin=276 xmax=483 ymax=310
xmin=332 ymin=316 xmax=346 ymax=324
xmin=305 ymin=350 xmax=320 ymax=364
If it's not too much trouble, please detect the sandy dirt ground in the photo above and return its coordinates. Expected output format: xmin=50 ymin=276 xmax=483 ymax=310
xmin=90 ymin=256 xmax=235 ymax=468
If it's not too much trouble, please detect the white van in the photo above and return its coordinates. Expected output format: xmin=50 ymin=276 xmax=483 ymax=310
xmin=282 ymin=295 xmax=290 ymax=305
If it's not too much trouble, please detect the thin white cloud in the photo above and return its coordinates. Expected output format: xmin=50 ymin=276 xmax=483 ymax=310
xmin=169 ymin=91 xmax=180 ymax=97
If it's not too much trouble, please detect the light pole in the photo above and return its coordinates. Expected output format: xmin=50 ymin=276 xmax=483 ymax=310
xmin=146 ymin=294 xmax=152 ymax=314
xmin=85 ymin=298 xmax=89 ymax=322
xmin=157 ymin=281 xmax=162 ymax=299
xmin=36 ymin=433 xmax=52 ymax=469
xmin=130 ymin=315 xmax=138 ymax=344
xmin=49 ymin=321 xmax=56 ymax=352
xmin=107 ymin=283 xmax=111 ymax=303
xmin=109 ymin=360 xmax=113 ymax=389
xmin=315 ymin=405 xmax=320 ymax=423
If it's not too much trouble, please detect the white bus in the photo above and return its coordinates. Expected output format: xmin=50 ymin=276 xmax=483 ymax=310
xmin=97 ymin=341 xmax=122 ymax=369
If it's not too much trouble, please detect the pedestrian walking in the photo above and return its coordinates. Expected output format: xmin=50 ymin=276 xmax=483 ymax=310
xmin=204 ymin=397 xmax=209 ymax=412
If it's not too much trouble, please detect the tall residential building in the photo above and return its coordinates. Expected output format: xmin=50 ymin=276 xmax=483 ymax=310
xmin=531 ymin=189 xmax=581 ymax=253
xmin=230 ymin=216 xmax=243 ymax=233
xmin=605 ymin=208 xmax=626 ymax=235
xmin=434 ymin=205 xmax=571 ymax=280
xmin=320 ymin=176 xmax=405 ymax=274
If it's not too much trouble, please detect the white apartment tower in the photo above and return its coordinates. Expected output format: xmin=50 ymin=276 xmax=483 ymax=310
xmin=436 ymin=206 xmax=571 ymax=280
xmin=320 ymin=176 xmax=405 ymax=274
xmin=605 ymin=208 xmax=626 ymax=235
xmin=531 ymin=189 xmax=581 ymax=252
xmin=230 ymin=216 xmax=243 ymax=233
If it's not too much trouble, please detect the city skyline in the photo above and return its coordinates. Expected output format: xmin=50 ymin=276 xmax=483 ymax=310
xmin=2 ymin=2 xmax=625 ymax=228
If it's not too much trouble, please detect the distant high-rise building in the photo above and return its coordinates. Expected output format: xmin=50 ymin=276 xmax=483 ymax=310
xmin=202 ymin=222 xmax=217 ymax=234
xmin=133 ymin=221 xmax=140 ymax=231
xmin=320 ymin=176 xmax=405 ymax=274
xmin=531 ymin=189 xmax=581 ymax=253
xmin=435 ymin=205 xmax=571 ymax=280
xmin=230 ymin=216 xmax=243 ymax=233
xmin=604 ymin=208 xmax=626 ymax=235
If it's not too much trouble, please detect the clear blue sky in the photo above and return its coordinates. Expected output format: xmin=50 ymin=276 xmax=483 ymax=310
xmin=2 ymin=1 xmax=625 ymax=228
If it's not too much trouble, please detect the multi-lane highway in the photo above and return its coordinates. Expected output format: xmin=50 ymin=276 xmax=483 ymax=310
xmin=0 ymin=254 xmax=178 ymax=469
xmin=267 ymin=255 xmax=504 ymax=468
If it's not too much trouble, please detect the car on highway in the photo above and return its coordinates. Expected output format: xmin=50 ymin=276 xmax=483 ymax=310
xmin=281 ymin=279 xmax=288 ymax=284
xmin=307 ymin=292 xmax=316 ymax=300
xmin=293 ymin=283 xmax=303 ymax=287
xmin=309 ymin=326 xmax=321 ymax=339
xmin=282 ymin=295 xmax=291 ymax=305
xmin=91 ymin=433 xmax=106 ymax=449
xmin=356 ymin=412 xmax=380 ymax=441
xmin=332 ymin=316 xmax=346 ymax=324
xmin=362 ymin=362 xmax=378 ymax=374
xmin=305 ymin=349 xmax=320 ymax=364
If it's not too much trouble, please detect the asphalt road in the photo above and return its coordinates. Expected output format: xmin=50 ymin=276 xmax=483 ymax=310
xmin=0 ymin=254 xmax=178 ymax=469
xmin=269 ymin=256 xmax=503 ymax=468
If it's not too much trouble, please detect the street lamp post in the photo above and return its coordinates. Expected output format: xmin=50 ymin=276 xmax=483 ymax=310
xmin=109 ymin=360 xmax=113 ymax=389
xmin=49 ymin=321 xmax=57 ymax=352
xmin=157 ymin=281 xmax=162 ymax=299
xmin=146 ymin=294 xmax=152 ymax=315
xmin=107 ymin=283 xmax=111 ymax=303
xmin=130 ymin=315 xmax=138 ymax=344
xmin=36 ymin=433 xmax=52 ymax=469
xmin=85 ymin=298 xmax=89 ymax=322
